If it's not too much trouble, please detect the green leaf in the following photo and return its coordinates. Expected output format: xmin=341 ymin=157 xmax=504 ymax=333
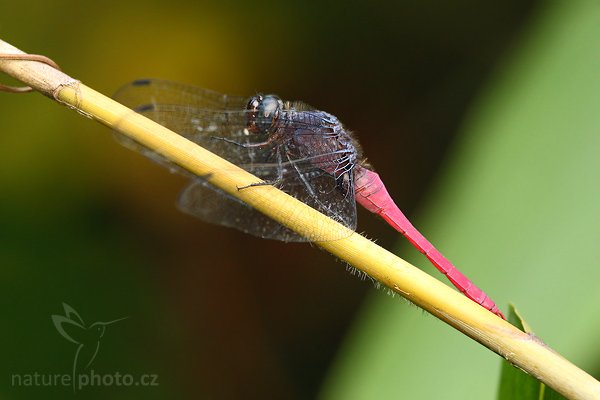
xmin=497 ymin=305 xmax=566 ymax=400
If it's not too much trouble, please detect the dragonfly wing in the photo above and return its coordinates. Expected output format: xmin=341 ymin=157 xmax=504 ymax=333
xmin=114 ymin=79 xmax=249 ymax=111
xmin=178 ymin=178 xmax=306 ymax=242
xmin=113 ymin=81 xmax=260 ymax=177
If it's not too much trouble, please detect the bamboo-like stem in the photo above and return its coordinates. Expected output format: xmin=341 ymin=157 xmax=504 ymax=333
xmin=1 ymin=39 xmax=598 ymax=400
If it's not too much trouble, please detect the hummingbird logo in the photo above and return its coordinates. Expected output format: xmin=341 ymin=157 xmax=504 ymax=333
xmin=51 ymin=303 xmax=127 ymax=392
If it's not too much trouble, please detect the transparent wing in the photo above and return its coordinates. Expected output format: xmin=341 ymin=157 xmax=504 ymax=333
xmin=178 ymin=178 xmax=306 ymax=242
xmin=113 ymin=79 xmax=262 ymax=175
xmin=114 ymin=79 xmax=250 ymax=111
xmin=113 ymin=79 xmax=356 ymax=242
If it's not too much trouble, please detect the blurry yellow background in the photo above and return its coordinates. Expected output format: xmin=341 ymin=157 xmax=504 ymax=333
xmin=1 ymin=0 xmax=599 ymax=399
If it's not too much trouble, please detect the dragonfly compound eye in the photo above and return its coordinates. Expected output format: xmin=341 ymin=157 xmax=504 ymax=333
xmin=246 ymin=94 xmax=283 ymax=133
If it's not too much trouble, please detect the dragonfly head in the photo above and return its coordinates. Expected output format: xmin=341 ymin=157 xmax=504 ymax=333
xmin=246 ymin=94 xmax=283 ymax=134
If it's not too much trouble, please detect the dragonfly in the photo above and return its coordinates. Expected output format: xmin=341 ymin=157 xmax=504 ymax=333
xmin=113 ymin=79 xmax=504 ymax=319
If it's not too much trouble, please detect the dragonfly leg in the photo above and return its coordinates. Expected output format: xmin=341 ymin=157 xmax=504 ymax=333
xmin=289 ymin=155 xmax=318 ymax=199
xmin=238 ymin=180 xmax=277 ymax=189
xmin=210 ymin=136 xmax=272 ymax=148
xmin=284 ymin=152 xmax=348 ymax=223
xmin=237 ymin=149 xmax=285 ymax=190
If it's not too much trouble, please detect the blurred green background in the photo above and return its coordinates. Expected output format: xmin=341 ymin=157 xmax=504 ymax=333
xmin=1 ymin=0 xmax=599 ymax=399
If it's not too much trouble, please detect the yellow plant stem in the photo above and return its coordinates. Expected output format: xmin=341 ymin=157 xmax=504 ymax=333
xmin=1 ymin=38 xmax=599 ymax=400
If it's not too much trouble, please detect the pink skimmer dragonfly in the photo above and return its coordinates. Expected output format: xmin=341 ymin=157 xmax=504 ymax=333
xmin=114 ymin=79 xmax=504 ymax=319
